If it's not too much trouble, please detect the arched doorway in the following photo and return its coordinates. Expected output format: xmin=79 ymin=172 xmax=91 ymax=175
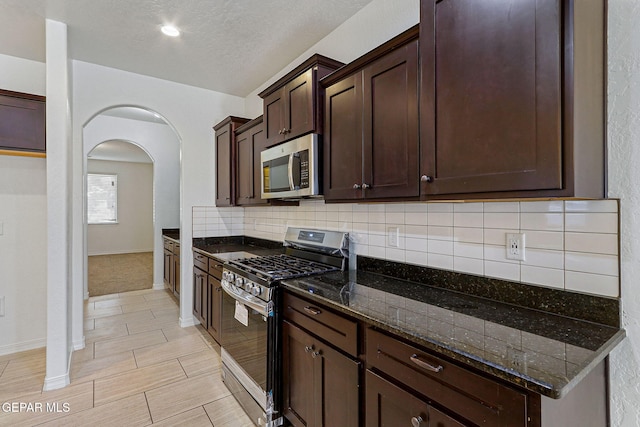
xmin=82 ymin=106 xmax=180 ymax=299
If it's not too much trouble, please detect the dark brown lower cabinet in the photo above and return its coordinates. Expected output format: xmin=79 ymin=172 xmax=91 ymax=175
xmin=173 ymin=246 xmax=180 ymax=297
xmin=366 ymin=370 xmax=466 ymax=427
xmin=282 ymin=321 xmax=359 ymax=427
xmin=207 ymin=272 xmax=222 ymax=343
xmin=163 ymin=248 xmax=172 ymax=287
xmin=193 ymin=267 xmax=207 ymax=326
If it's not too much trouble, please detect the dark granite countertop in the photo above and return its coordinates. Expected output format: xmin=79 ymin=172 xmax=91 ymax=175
xmin=162 ymin=228 xmax=180 ymax=242
xmin=192 ymin=236 xmax=284 ymax=262
xmin=281 ymin=269 xmax=625 ymax=399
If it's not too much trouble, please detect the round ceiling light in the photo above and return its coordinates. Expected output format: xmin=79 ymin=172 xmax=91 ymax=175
xmin=161 ymin=25 xmax=180 ymax=37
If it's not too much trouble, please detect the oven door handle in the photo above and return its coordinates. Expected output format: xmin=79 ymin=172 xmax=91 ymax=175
xmin=221 ymin=279 xmax=268 ymax=316
xmin=287 ymin=153 xmax=295 ymax=191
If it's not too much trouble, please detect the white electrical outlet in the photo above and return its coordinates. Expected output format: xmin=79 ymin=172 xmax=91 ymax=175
xmin=0 ymin=221 xmax=3 ymax=236
xmin=506 ymin=233 xmax=526 ymax=261
xmin=0 ymin=296 xmax=5 ymax=317
xmin=387 ymin=227 xmax=399 ymax=247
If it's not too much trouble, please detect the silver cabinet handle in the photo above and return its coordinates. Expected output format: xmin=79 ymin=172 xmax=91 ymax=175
xmin=353 ymin=184 xmax=362 ymax=189
xmin=420 ymin=175 xmax=433 ymax=183
xmin=410 ymin=354 xmax=443 ymax=373
xmin=311 ymin=350 xmax=321 ymax=358
xmin=362 ymin=183 xmax=371 ymax=189
xmin=303 ymin=306 xmax=321 ymax=316
xmin=304 ymin=345 xmax=313 ymax=353
xmin=411 ymin=416 xmax=424 ymax=427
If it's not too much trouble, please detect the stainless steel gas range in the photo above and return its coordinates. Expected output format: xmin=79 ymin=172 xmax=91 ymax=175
xmin=219 ymin=228 xmax=349 ymax=427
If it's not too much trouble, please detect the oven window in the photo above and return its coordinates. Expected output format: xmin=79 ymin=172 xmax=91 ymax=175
xmin=221 ymin=290 xmax=268 ymax=390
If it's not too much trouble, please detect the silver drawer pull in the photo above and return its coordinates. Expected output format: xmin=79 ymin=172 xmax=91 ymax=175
xmin=303 ymin=306 xmax=322 ymax=315
xmin=410 ymin=354 xmax=443 ymax=373
xmin=411 ymin=416 xmax=424 ymax=427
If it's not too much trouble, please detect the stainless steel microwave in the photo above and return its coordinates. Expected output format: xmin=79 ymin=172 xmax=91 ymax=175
xmin=261 ymin=133 xmax=320 ymax=199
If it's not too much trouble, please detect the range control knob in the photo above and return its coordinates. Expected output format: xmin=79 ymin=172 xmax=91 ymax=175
xmin=251 ymin=286 xmax=262 ymax=297
xmin=244 ymin=282 xmax=253 ymax=292
xmin=235 ymin=277 xmax=244 ymax=287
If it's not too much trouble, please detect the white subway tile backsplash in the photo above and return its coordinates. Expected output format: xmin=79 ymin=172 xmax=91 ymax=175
xmin=521 ymin=265 xmax=564 ymax=289
xmin=196 ymin=198 xmax=620 ymax=299
xmin=565 ymin=199 xmax=618 ymax=213
xmin=484 ymin=212 xmax=520 ymax=229
xmin=525 ymin=230 xmax=564 ymax=250
xmin=454 ymin=257 xmax=484 ymax=275
xmin=565 ymin=271 xmax=619 ymax=297
xmin=521 ymin=213 xmax=564 ymax=231
xmin=524 ymin=248 xmax=564 ymax=269
xmin=565 ymin=252 xmax=618 ymax=276
xmin=484 ymin=260 xmax=520 ymax=281
xmin=428 ymin=239 xmax=454 ymax=256
xmin=565 ymin=232 xmax=618 ymax=255
xmin=565 ymin=213 xmax=618 ymax=234
xmin=454 ymin=212 xmax=483 ymax=228
xmin=520 ymin=200 xmax=564 ymax=213
xmin=454 ymin=227 xmax=484 ymax=244
xmin=428 ymin=253 xmax=454 ymax=270
xmin=484 ymin=202 xmax=520 ymax=213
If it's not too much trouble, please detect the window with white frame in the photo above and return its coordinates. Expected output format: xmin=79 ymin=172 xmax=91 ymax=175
xmin=87 ymin=173 xmax=118 ymax=224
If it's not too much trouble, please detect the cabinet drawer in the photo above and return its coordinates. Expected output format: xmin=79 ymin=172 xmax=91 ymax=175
xmin=366 ymin=328 xmax=528 ymax=427
xmin=163 ymin=239 xmax=174 ymax=251
xmin=193 ymin=251 xmax=208 ymax=272
xmin=208 ymin=258 xmax=223 ymax=280
xmin=283 ymin=292 xmax=358 ymax=357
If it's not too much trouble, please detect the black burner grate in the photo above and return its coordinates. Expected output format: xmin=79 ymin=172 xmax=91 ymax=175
xmin=231 ymin=254 xmax=339 ymax=280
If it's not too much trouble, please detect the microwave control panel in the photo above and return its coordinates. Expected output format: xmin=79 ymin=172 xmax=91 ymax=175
xmin=299 ymin=150 xmax=309 ymax=189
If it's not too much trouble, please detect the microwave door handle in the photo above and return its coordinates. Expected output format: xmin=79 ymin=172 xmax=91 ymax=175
xmin=287 ymin=153 xmax=295 ymax=190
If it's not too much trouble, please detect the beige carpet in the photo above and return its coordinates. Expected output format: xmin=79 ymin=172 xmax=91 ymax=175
xmin=88 ymin=252 xmax=153 ymax=296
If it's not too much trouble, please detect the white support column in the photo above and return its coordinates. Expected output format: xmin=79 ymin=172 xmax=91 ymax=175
xmin=44 ymin=19 xmax=72 ymax=391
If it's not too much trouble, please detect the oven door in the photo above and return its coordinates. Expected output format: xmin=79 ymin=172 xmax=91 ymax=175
xmin=220 ymin=283 xmax=269 ymax=409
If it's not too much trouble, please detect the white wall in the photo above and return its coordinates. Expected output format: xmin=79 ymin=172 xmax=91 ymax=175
xmin=607 ymin=2 xmax=640 ymax=426
xmin=0 ymin=56 xmax=47 ymax=357
xmin=83 ymin=114 xmax=180 ymax=287
xmin=87 ymin=159 xmax=153 ymax=256
xmin=72 ymin=60 xmax=245 ymax=330
xmin=244 ymin=0 xmax=420 ymax=116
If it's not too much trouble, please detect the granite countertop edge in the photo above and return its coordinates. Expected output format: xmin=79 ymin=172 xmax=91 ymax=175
xmin=280 ymin=280 xmax=626 ymax=399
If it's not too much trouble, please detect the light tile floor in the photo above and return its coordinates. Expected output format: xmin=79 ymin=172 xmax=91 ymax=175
xmin=0 ymin=289 xmax=254 ymax=426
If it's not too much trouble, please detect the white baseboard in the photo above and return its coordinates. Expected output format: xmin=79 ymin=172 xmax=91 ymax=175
xmin=152 ymin=282 xmax=165 ymax=290
xmin=0 ymin=338 xmax=46 ymax=356
xmin=43 ymin=372 xmax=70 ymax=391
xmin=73 ymin=337 xmax=85 ymax=351
xmin=179 ymin=316 xmax=198 ymax=328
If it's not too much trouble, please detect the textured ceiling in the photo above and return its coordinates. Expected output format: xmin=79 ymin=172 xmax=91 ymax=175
xmin=0 ymin=0 xmax=374 ymax=96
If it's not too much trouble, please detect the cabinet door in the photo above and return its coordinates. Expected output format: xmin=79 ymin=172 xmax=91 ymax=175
xmin=236 ymin=123 xmax=269 ymax=206
xmin=193 ymin=268 xmax=207 ymax=325
xmin=323 ymin=74 xmax=364 ymax=201
xmin=0 ymin=90 xmax=46 ymax=153
xmin=282 ymin=321 xmax=359 ymax=427
xmin=263 ymin=89 xmax=285 ymax=146
xmin=284 ymin=69 xmax=315 ymax=140
xmin=366 ymin=370 xmax=467 ymax=427
xmin=173 ymin=253 xmax=180 ymax=297
xmin=207 ymin=275 xmax=222 ymax=343
xmin=283 ymin=321 xmax=316 ymax=427
xmin=362 ymin=39 xmax=419 ymax=199
xmin=420 ymin=0 xmax=562 ymax=196
xmin=215 ymin=123 xmax=234 ymax=206
xmin=163 ymin=250 xmax=172 ymax=287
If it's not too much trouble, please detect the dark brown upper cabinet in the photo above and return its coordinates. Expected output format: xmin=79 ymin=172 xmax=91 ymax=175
xmin=420 ymin=0 xmax=605 ymax=199
xmin=259 ymin=54 xmax=343 ymax=147
xmin=214 ymin=116 xmax=250 ymax=207
xmin=0 ymin=89 xmax=46 ymax=156
xmin=235 ymin=116 xmax=269 ymax=206
xmin=321 ymin=27 xmax=419 ymax=201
